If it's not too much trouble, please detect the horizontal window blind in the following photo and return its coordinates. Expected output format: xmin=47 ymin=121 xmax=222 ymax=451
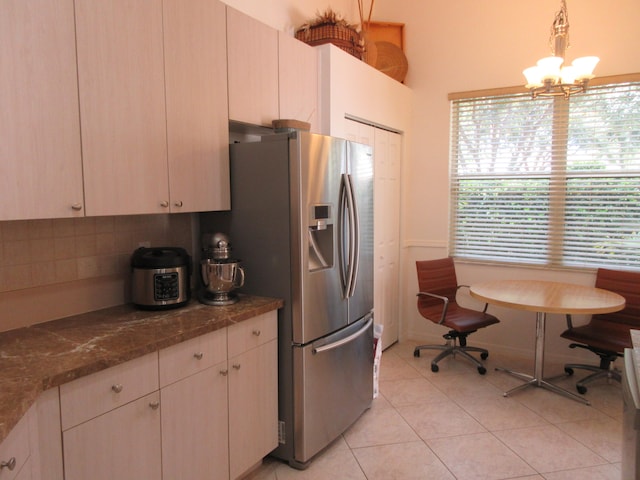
xmin=449 ymin=81 xmax=640 ymax=269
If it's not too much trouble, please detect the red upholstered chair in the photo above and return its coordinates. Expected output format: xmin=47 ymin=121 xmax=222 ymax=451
xmin=561 ymin=267 xmax=640 ymax=394
xmin=413 ymin=258 xmax=500 ymax=374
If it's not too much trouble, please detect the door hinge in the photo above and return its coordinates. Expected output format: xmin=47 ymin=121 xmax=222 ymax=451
xmin=278 ymin=420 xmax=286 ymax=444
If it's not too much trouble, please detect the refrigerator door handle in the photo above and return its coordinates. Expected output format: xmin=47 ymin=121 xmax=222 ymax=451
xmin=312 ymin=316 xmax=373 ymax=354
xmin=340 ymin=173 xmax=358 ymax=298
xmin=338 ymin=174 xmax=349 ymax=296
xmin=347 ymin=174 xmax=360 ymax=298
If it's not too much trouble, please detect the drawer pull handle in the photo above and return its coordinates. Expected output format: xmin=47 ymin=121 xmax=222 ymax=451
xmin=233 ymin=363 xmax=241 ymax=370
xmin=149 ymin=401 xmax=160 ymax=410
xmin=160 ymin=201 xmax=169 ymax=208
xmin=71 ymin=203 xmax=83 ymax=211
xmin=220 ymin=369 xmax=228 ymax=376
xmin=174 ymin=200 xmax=183 ymax=207
xmin=1 ymin=457 xmax=16 ymax=471
xmin=111 ymin=384 xmax=123 ymax=393
xmin=252 ymin=329 xmax=261 ymax=337
xmin=194 ymin=352 xmax=204 ymax=360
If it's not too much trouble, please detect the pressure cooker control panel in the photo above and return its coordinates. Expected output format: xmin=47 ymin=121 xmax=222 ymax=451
xmin=154 ymin=272 xmax=180 ymax=301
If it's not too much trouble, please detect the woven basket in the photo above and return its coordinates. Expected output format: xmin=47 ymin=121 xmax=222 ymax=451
xmin=295 ymin=24 xmax=363 ymax=59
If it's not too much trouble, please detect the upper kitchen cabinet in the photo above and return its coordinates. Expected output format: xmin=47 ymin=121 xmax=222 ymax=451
xmin=163 ymin=0 xmax=230 ymax=212
xmin=278 ymin=33 xmax=319 ymax=133
xmin=0 ymin=0 xmax=84 ymax=220
xmin=75 ymin=0 xmax=169 ymax=217
xmin=226 ymin=7 xmax=279 ymax=127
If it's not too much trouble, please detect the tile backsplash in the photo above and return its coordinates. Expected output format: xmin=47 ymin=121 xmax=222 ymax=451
xmin=0 ymin=214 xmax=194 ymax=294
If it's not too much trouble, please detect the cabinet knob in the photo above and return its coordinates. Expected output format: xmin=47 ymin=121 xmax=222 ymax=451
xmin=0 ymin=457 xmax=16 ymax=471
xmin=232 ymin=363 xmax=241 ymax=370
xmin=174 ymin=200 xmax=183 ymax=207
xmin=252 ymin=329 xmax=261 ymax=337
xmin=111 ymin=384 xmax=123 ymax=393
xmin=71 ymin=203 xmax=83 ymax=211
xmin=149 ymin=401 xmax=160 ymax=410
xmin=193 ymin=352 xmax=204 ymax=360
xmin=160 ymin=201 xmax=169 ymax=208
xmin=220 ymin=369 xmax=229 ymax=376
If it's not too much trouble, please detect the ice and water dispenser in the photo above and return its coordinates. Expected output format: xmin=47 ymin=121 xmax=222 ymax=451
xmin=308 ymin=204 xmax=334 ymax=272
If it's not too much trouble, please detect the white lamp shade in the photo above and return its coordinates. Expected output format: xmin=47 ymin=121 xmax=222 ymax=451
xmin=536 ymin=56 xmax=564 ymax=80
xmin=523 ymin=66 xmax=544 ymax=87
xmin=560 ymin=65 xmax=578 ymax=84
xmin=572 ymin=56 xmax=600 ymax=79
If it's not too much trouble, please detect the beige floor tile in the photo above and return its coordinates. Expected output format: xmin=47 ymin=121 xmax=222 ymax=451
xmin=397 ymin=401 xmax=486 ymax=440
xmin=456 ymin=394 xmax=549 ymax=431
xmin=427 ymin=432 xmax=537 ymax=479
xmin=494 ymin=424 xmax=608 ymax=473
xmin=379 ymin=377 xmax=448 ymax=407
xmin=425 ymin=371 xmax=505 ymax=402
xmin=556 ymin=417 xmax=623 ymax=463
xmin=343 ymin=404 xmax=420 ymax=448
xmin=514 ymin=385 xmax=612 ymax=423
xmin=272 ymin=437 xmax=366 ymax=480
xmin=352 ymin=441 xmax=455 ymax=479
xmin=378 ymin=352 xmax=422 ymax=381
xmin=542 ymin=463 xmax=622 ymax=479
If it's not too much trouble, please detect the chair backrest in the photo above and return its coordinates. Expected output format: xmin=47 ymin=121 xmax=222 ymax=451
xmin=594 ymin=268 xmax=640 ymax=327
xmin=416 ymin=257 xmax=459 ymax=312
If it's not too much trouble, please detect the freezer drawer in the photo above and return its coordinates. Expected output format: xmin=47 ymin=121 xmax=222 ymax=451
xmin=292 ymin=314 xmax=373 ymax=465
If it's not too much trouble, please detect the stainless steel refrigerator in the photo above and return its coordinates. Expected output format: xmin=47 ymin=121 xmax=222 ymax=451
xmin=205 ymin=131 xmax=374 ymax=469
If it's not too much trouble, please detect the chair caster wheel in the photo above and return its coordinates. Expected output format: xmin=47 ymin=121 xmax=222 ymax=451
xmin=576 ymin=384 xmax=587 ymax=395
xmin=413 ymin=350 xmax=420 ymax=358
xmin=478 ymin=366 xmax=487 ymax=375
xmin=480 ymin=352 xmax=489 ymax=360
xmin=564 ymin=367 xmax=574 ymax=376
xmin=431 ymin=364 xmax=439 ymax=373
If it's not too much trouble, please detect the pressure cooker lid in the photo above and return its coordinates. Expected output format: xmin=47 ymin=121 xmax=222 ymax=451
xmin=131 ymin=247 xmax=191 ymax=269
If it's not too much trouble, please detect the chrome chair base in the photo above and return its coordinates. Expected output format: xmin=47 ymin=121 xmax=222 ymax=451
xmin=414 ymin=337 xmax=488 ymax=375
xmin=564 ymin=363 xmax=622 ymax=394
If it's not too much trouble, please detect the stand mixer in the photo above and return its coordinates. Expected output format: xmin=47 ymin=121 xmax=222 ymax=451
xmin=199 ymin=233 xmax=245 ymax=306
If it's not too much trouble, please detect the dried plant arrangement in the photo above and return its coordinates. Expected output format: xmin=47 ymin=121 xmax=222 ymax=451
xmin=295 ymin=8 xmax=363 ymax=59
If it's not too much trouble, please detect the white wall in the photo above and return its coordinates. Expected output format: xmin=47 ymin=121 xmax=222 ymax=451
xmin=371 ymin=0 xmax=640 ymax=362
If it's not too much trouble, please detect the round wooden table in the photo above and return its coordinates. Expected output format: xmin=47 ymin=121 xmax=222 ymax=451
xmin=470 ymin=280 xmax=626 ymax=405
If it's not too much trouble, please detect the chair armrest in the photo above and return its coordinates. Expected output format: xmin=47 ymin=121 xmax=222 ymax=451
xmin=417 ymin=291 xmax=449 ymax=324
xmin=457 ymin=285 xmax=490 ymax=313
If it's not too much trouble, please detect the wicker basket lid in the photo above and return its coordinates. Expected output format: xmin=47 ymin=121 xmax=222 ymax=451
xmin=374 ymin=41 xmax=408 ymax=83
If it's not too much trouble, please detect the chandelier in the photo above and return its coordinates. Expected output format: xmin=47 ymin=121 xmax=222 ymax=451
xmin=523 ymin=0 xmax=599 ymax=99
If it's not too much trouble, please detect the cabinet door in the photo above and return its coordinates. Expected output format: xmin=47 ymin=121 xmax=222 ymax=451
xmin=63 ymin=392 xmax=161 ymax=480
xmin=75 ymin=0 xmax=169 ymax=216
xmin=0 ymin=0 xmax=84 ymax=220
xmin=227 ymin=7 xmax=279 ymax=126
xmin=278 ymin=33 xmax=319 ymax=132
xmin=161 ymin=363 xmax=229 ymax=480
xmin=163 ymin=0 xmax=230 ymax=213
xmin=228 ymin=339 xmax=278 ymax=480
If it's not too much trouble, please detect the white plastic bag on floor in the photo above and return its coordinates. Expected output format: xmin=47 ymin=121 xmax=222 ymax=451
xmin=373 ymin=323 xmax=384 ymax=398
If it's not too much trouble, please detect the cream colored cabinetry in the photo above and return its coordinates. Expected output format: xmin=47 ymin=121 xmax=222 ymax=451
xmin=28 ymin=388 xmax=63 ymax=480
xmin=345 ymin=119 xmax=402 ymax=350
xmin=227 ymin=7 xmax=279 ymax=127
xmin=60 ymin=353 xmax=161 ymax=480
xmin=0 ymin=0 xmax=84 ymax=221
xmin=0 ymin=404 xmax=31 ymax=480
xmin=228 ymin=312 xmax=278 ymax=480
xmin=159 ymin=329 xmax=229 ymax=480
xmin=76 ymin=0 xmax=230 ymax=216
xmin=163 ymin=0 xmax=230 ymax=212
xmin=278 ymin=32 xmax=319 ymax=132
xmin=75 ymin=0 xmax=168 ymax=217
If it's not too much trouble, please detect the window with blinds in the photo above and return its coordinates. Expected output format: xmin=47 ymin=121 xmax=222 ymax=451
xmin=449 ymin=80 xmax=640 ymax=269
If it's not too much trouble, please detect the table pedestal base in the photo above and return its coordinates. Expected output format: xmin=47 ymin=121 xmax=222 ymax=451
xmin=496 ymin=311 xmax=590 ymax=406
xmin=495 ymin=367 xmax=590 ymax=405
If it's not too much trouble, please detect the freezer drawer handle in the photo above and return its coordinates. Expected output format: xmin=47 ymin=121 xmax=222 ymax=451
xmin=312 ymin=317 xmax=373 ymax=355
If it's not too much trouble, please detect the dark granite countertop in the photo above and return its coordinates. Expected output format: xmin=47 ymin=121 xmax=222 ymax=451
xmin=0 ymin=295 xmax=283 ymax=444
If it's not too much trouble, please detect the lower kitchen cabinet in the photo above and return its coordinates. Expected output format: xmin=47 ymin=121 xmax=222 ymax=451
xmin=159 ymin=329 xmax=229 ymax=480
xmin=228 ymin=313 xmax=279 ymax=480
xmin=63 ymin=392 xmax=162 ymax=480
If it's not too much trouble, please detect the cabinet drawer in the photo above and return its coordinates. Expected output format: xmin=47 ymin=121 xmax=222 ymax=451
xmin=228 ymin=311 xmax=277 ymax=358
xmin=60 ymin=352 xmax=159 ymax=430
xmin=159 ymin=329 xmax=227 ymax=388
xmin=0 ymin=410 xmax=30 ymax=480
